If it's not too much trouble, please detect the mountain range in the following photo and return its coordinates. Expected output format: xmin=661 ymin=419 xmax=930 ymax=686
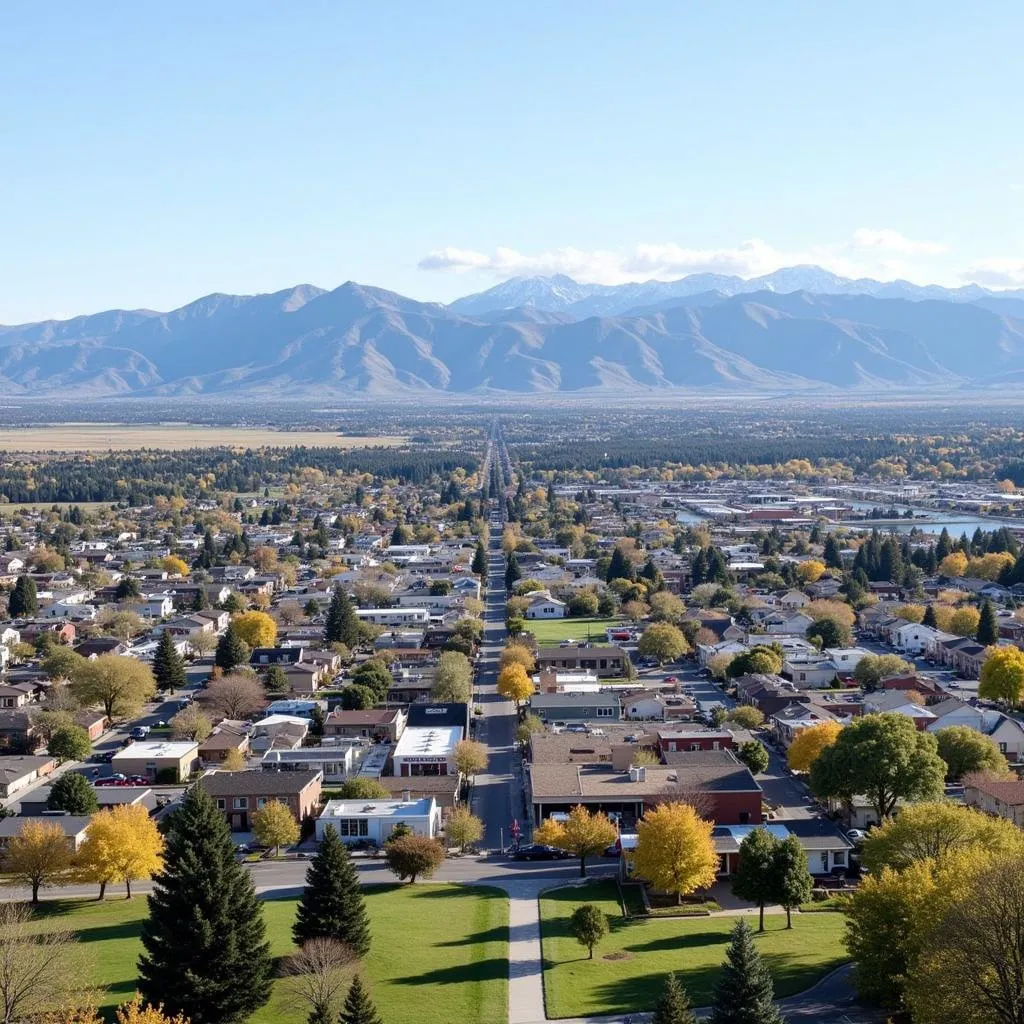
xmin=3 ymin=267 xmax=1024 ymax=396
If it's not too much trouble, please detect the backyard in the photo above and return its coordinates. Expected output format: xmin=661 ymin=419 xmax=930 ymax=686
xmin=539 ymin=882 xmax=848 ymax=1018
xmin=30 ymin=884 xmax=508 ymax=1024
xmin=527 ymin=616 xmax=626 ymax=646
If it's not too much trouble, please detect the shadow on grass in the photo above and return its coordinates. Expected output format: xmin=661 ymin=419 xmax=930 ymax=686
xmin=392 ymin=958 xmax=509 ymax=987
xmin=73 ymin=920 xmax=146 ymax=944
xmin=436 ymin=925 xmax=509 ymax=947
xmin=408 ymin=884 xmax=507 ymax=899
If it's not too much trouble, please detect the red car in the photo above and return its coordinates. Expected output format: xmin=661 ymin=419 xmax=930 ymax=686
xmin=664 ymin=675 xmax=678 ymax=683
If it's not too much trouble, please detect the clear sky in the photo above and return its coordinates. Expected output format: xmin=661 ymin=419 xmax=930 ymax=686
xmin=2 ymin=0 xmax=1022 ymax=322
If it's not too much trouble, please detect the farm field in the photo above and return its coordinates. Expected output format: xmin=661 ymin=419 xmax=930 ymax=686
xmin=527 ymin=616 xmax=626 ymax=645
xmin=0 ymin=424 xmax=405 ymax=452
xmin=30 ymin=884 xmax=509 ymax=1024
xmin=539 ymin=882 xmax=847 ymax=1018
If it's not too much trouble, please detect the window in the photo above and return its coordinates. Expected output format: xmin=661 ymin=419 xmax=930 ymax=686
xmin=596 ymin=706 xmax=614 ymax=718
xmin=1000 ymin=742 xmax=1008 ymax=754
xmin=738 ymin=811 xmax=750 ymax=824
xmin=216 ymin=798 xmax=226 ymax=810
xmin=257 ymin=797 xmax=267 ymax=808
xmin=833 ymin=850 xmax=846 ymax=866
xmin=337 ymin=818 xmax=369 ymax=837
xmin=233 ymin=797 xmax=248 ymax=810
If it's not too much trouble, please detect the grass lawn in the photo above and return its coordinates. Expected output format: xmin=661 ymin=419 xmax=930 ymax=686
xmin=539 ymin=882 xmax=848 ymax=1018
xmin=31 ymin=884 xmax=508 ymax=1024
xmin=528 ymin=617 xmax=625 ymax=645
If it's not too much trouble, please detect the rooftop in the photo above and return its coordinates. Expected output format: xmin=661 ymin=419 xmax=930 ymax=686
xmin=393 ymin=725 xmax=463 ymax=758
xmin=321 ymin=798 xmax=434 ymax=818
xmin=112 ymin=741 xmax=198 ymax=759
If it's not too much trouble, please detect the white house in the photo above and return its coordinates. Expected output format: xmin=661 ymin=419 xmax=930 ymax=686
xmin=355 ymin=607 xmax=430 ymax=627
xmin=928 ymin=704 xmax=1024 ymax=761
xmin=525 ymin=596 xmax=567 ymax=620
xmin=138 ymin=595 xmax=175 ymax=619
xmin=891 ymin=622 xmax=941 ymax=655
xmin=45 ymin=601 xmax=97 ymax=622
xmin=316 ymin=797 xmax=442 ymax=844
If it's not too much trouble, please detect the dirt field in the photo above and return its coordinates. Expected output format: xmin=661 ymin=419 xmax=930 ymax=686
xmin=0 ymin=424 xmax=405 ymax=452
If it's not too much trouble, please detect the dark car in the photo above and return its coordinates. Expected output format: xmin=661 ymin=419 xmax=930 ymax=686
xmin=90 ymin=750 xmax=115 ymax=764
xmin=513 ymin=844 xmax=570 ymax=861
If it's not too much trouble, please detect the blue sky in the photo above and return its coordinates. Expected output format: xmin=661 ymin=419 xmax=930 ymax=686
xmin=1 ymin=1 xmax=1022 ymax=322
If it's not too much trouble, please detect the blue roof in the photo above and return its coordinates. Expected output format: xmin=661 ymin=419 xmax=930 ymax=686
xmin=714 ymin=824 xmax=791 ymax=841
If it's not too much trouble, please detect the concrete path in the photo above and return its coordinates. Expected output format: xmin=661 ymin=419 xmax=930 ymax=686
xmin=507 ymin=882 xmax=547 ymax=1024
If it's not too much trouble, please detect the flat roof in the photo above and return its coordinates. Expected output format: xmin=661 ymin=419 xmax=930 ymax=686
xmin=393 ymin=725 xmax=462 ymax=758
xmin=321 ymin=798 xmax=434 ymax=818
xmin=112 ymin=741 xmax=198 ymax=759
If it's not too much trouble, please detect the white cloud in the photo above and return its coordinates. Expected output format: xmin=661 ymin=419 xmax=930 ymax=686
xmin=960 ymin=258 xmax=1024 ymax=288
xmin=851 ymin=228 xmax=948 ymax=255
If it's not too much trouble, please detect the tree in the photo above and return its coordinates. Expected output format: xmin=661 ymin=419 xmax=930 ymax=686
xmin=632 ymin=802 xmax=718 ymax=904
xmin=231 ymin=611 xmax=277 ymax=649
xmin=727 ymin=647 xmax=783 ymax=678
xmin=170 ymin=704 xmax=212 ymax=742
xmin=516 ymin=712 xmax=544 ymax=746
xmin=47 ymin=771 xmax=99 ymax=815
xmin=250 ymin=798 xmax=299 ymax=857
xmin=796 ymin=559 xmax=826 ymax=583
xmin=340 ymin=685 xmax=374 ymax=711
xmin=334 ymin=777 xmax=390 ymax=800
xmin=383 ymin=834 xmax=445 ymax=883
xmin=935 ymin=724 xmax=1011 ymax=780
xmin=138 ymin=785 xmax=272 ymax=1023
xmin=205 ymin=673 xmax=265 ymax=720
xmin=284 ymin=938 xmax=356 ymax=1024
xmin=76 ymin=803 xmax=164 ymax=899
xmin=445 ymin=807 xmax=484 ymax=854
xmin=949 ymin=606 xmax=980 ymax=637
xmin=726 ymin=706 xmax=764 ymax=730
xmin=860 ymin=800 xmax=1023 ymax=874
xmin=978 ymin=599 xmax=999 ymax=647
xmin=453 ymin=738 xmax=488 ymax=778
xmin=9 ymin=575 xmax=38 ymax=617
xmin=42 ymin=647 xmax=87 ymax=683
xmin=534 ymin=805 xmax=618 ymax=877
xmin=853 ymin=653 xmax=911 ymax=691
xmin=292 ymin=824 xmax=370 ymax=954
xmin=325 ymin=588 xmax=360 ymax=647
xmin=569 ymin=904 xmax=607 ymax=959
xmin=637 ymin=623 xmax=689 ymax=664
xmin=221 ymin=747 xmax=247 ymax=771
xmin=737 ymin=740 xmax=770 ymax=775
xmin=774 ymin=834 xmax=813 ymax=928
xmin=922 ymin=603 xmax=938 ymax=628
xmin=432 ymin=650 xmax=472 ymax=703
xmin=338 ymin=975 xmax=382 ymax=1024
xmin=504 ymin=551 xmax=521 ymax=589
xmin=810 ymin=713 xmax=946 ymax=822
xmin=652 ymin=972 xmax=697 ymax=1024
xmin=786 ymin=720 xmax=842 ymax=772
xmin=69 ymin=654 xmax=156 ymax=722
xmin=214 ymin=625 xmax=250 ymax=673
xmin=48 ymin=724 xmax=92 ymax=762
xmin=153 ymin=632 xmax=187 ymax=693
xmin=496 ymin=663 xmax=533 ymax=707
xmin=471 ymin=541 xmax=487 ymax=576
xmin=806 ymin=615 xmax=851 ymax=649
xmin=2 ymin=820 xmax=72 ymax=903
xmin=731 ymin=827 xmax=779 ymax=932
xmin=350 ymin=660 xmax=393 ymax=700
xmin=979 ymin=645 xmax=1024 ymax=707
xmin=258 ymin=663 xmax=287 ymax=695
xmin=938 ymin=551 xmax=968 ymax=577
xmin=709 ymin=919 xmax=784 ymax=1024
xmin=161 ymin=555 xmax=190 ymax=578
xmin=499 ymin=643 xmax=535 ymax=674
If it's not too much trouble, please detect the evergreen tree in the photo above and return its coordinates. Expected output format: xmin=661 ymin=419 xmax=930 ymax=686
xmin=138 ymin=786 xmax=272 ymax=1023
xmin=214 ymin=624 xmax=250 ymax=673
xmin=325 ymin=587 xmax=360 ymax=647
xmin=923 ymin=603 xmax=937 ymax=628
xmin=153 ymin=631 xmax=187 ymax=692
xmin=709 ymin=919 xmax=784 ymax=1024
xmin=504 ymin=551 xmax=521 ymax=589
xmin=115 ymin=576 xmax=142 ymax=601
xmin=822 ymin=534 xmax=842 ymax=569
xmin=606 ymin=547 xmax=633 ymax=582
xmin=9 ymin=575 xmax=37 ymax=617
xmin=471 ymin=541 xmax=487 ymax=577
xmin=339 ymin=976 xmax=382 ymax=1024
xmin=978 ymin=598 xmax=999 ymax=646
xmin=264 ymin=664 xmax=289 ymax=694
xmin=652 ymin=971 xmax=697 ymax=1024
xmin=292 ymin=825 xmax=370 ymax=956
xmin=191 ymin=585 xmax=209 ymax=611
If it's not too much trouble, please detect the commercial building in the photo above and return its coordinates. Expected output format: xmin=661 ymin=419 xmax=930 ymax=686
xmin=111 ymin=741 xmax=200 ymax=783
xmin=316 ymin=797 xmax=441 ymax=844
xmin=392 ymin=725 xmax=463 ymax=777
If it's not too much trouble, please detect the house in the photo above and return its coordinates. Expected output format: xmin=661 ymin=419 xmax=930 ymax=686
xmin=707 ymin=820 xmax=853 ymax=877
xmin=771 ymin=704 xmax=842 ymax=747
xmin=316 ymin=797 xmax=442 ymax=844
xmin=655 ymin=728 xmax=735 ymax=754
xmin=262 ymin=746 xmax=356 ymax=782
xmin=355 ymin=608 xmax=430 ymax=627
xmin=198 ymin=768 xmax=323 ymax=831
xmin=0 ymin=712 xmax=34 ymax=753
xmin=392 ymin=725 xmax=463 ymax=777
xmin=111 ymin=740 xmax=200 ymax=782
xmin=927 ymin=703 xmax=1024 ymax=761
xmin=535 ymin=645 xmax=629 ymax=679
xmin=779 ymin=590 xmax=810 ymax=610
xmin=0 ymin=755 xmax=57 ymax=797
xmin=323 ymin=708 xmax=407 ymax=743
xmin=621 ymin=690 xmax=697 ymax=722
xmin=18 ymin=784 xmax=155 ymax=817
xmin=530 ymin=692 xmax=620 ymax=724
xmin=249 ymin=715 xmax=309 ymax=753
xmin=783 ymin=655 xmax=838 ymax=688
xmin=378 ymin=774 xmax=461 ymax=810
xmin=864 ymin=692 xmax=936 ymax=729
xmin=963 ymin=772 xmax=1024 ymax=827
xmin=0 ymin=815 xmax=91 ymax=851
xmin=198 ymin=721 xmax=251 ymax=764
xmin=525 ymin=596 xmax=567 ymax=619
xmin=282 ymin=662 xmax=329 ymax=694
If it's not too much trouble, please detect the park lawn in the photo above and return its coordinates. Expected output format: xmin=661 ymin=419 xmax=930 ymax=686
xmin=31 ymin=884 xmax=509 ymax=1024
xmin=539 ymin=882 xmax=848 ymax=1018
xmin=528 ymin=617 xmax=625 ymax=645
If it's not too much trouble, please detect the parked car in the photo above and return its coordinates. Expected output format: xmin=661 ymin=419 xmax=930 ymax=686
xmin=129 ymin=725 xmax=151 ymax=740
xmin=513 ymin=844 xmax=570 ymax=861
xmin=846 ymin=828 xmax=868 ymax=844
xmin=664 ymin=675 xmax=678 ymax=683
xmin=94 ymin=774 xmax=128 ymax=787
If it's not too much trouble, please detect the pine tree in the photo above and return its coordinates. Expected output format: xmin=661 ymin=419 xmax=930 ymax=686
xmin=325 ymin=587 xmax=359 ymax=647
xmin=191 ymin=587 xmax=209 ymax=612
xmin=607 ymin=547 xmax=633 ymax=582
xmin=292 ymin=825 xmax=370 ymax=956
xmin=923 ymin=603 xmax=937 ymax=628
xmin=978 ymin=598 xmax=999 ymax=646
xmin=472 ymin=542 xmax=487 ymax=577
xmin=504 ymin=552 xmax=521 ymax=589
xmin=338 ymin=976 xmax=382 ymax=1024
xmin=214 ymin=624 xmax=250 ymax=673
xmin=822 ymin=534 xmax=842 ymax=569
xmin=153 ymin=631 xmax=187 ymax=692
xmin=9 ymin=575 xmax=37 ymax=617
xmin=138 ymin=786 xmax=272 ymax=1023
xmin=709 ymin=919 xmax=784 ymax=1024
xmin=652 ymin=971 xmax=697 ymax=1024
xmin=936 ymin=527 xmax=952 ymax=562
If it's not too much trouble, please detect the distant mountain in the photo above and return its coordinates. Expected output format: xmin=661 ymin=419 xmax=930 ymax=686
xmin=450 ymin=266 xmax=1024 ymax=318
xmin=2 ymin=280 xmax=1024 ymax=396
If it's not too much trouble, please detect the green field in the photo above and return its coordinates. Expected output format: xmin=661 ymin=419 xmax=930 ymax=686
xmin=32 ymin=885 xmax=508 ymax=1024
xmin=539 ymin=882 xmax=847 ymax=1018
xmin=527 ymin=617 xmax=626 ymax=645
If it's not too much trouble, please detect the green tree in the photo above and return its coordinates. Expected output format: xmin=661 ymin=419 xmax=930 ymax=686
xmin=153 ymin=632 xmax=187 ymax=693
xmin=325 ymin=588 xmax=360 ymax=647
xmin=853 ymin=653 xmax=911 ymax=692
xmin=806 ymin=615 xmax=851 ymax=649
xmin=263 ymin=664 xmax=289 ymax=694
xmin=292 ymin=825 xmax=370 ymax=956
xmin=737 ymin=740 xmax=770 ymax=775
xmin=137 ymin=785 xmax=272 ymax=1023
xmin=9 ymin=576 xmax=38 ymax=618
xmin=731 ymin=827 xmax=779 ymax=932
xmin=48 ymin=724 xmax=92 ymax=763
xmin=69 ymin=654 xmax=156 ymax=722
xmin=934 ymin=725 xmax=1010 ymax=781
xmin=810 ymin=712 xmax=946 ymax=822
xmin=383 ymin=834 xmax=445 ymax=884
xmin=652 ymin=972 xmax=697 ymax=1024
xmin=709 ymin=918 xmax=784 ymax=1024
xmin=340 ymin=685 xmax=374 ymax=710
xmin=774 ymin=834 xmax=813 ymax=928
xmin=334 ymin=777 xmax=390 ymax=800
xmin=471 ymin=542 xmax=487 ymax=576
xmin=569 ymin=903 xmax=607 ymax=959
xmin=431 ymin=650 xmax=472 ymax=704
xmin=338 ymin=976 xmax=382 ymax=1024
xmin=46 ymin=771 xmax=99 ymax=814
xmin=977 ymin=598 xmax=999 ymax=646
xmin=727 ymin=706 xmax=765 ymax=730
xmin=727 ymin=647 xmax=783 ymax=678
xmin=637 ymin=623 xmax=689 ymax=664
xmin=214 ymin=624 xmax=250 ymax=674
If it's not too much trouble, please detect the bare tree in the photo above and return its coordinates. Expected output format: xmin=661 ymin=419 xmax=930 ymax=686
xmin=187 ymin=632 xmax=217 ymax=658
xmin=204 ymin=673 xmax=265 ymax=720
xmin=284 ymin=938 xmax=356 ymax=1022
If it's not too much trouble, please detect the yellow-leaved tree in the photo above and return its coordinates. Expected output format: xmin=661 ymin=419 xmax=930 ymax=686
xmin=787 ymin=720 xmax=843 ymax=772
xmin=938 ymin=551 xmax=969 ymax=577
xmin=116 ymin=997 xmax=190 ymax=1024
xmin=230 ymin=611 xmax=277 ymax=649
xmin=161 ymin=556 xmax=190 ymax=578
xmin=534 ymin=806 xmax=617 ymax=877
xmin=75 ymin=804 xmax=164 ymax=899
xmin=796 ymin=560 xmax=826 ymax=583
xmin=499 ymin=644 xmax=535 ymax=674
xmin=979 ymin=645 xmax=1024 ymax=707
xmin=251 ymin=799 xmax=299 ymax=857
xmin=2 ymin=819 xmax=73 ymax=903
xmin=631 ymin=802 xmax=718 ymax=905
xmin=496 ymin=663 xmax=533 ymax=708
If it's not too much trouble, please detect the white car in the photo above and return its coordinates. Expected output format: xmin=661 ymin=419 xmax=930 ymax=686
xmin=846 ymin=828 xmax=868 ymax=843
